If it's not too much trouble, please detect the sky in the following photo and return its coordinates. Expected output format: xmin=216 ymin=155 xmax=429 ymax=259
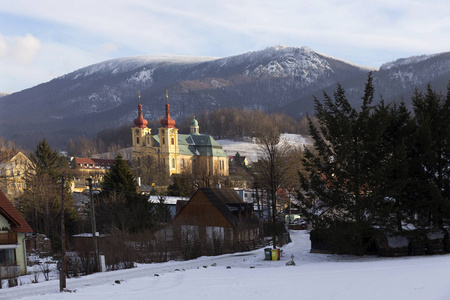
xmin=0 ymin=0 xmax=449 ymax=93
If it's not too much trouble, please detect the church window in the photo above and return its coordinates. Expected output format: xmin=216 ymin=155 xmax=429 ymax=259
xmin=163 ymin=138 xmax=165 ymax=144
xmin=172 ymin=158 xmax=175 ymax=169
xmin=171 ymin=138 xmax=174 ymax=145
xmin=137 ymin=137 xmax=140 ymax=144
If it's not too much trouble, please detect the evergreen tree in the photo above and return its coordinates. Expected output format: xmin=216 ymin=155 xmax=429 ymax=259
xmin=154 ymin=196 xmax=173 ymax=225
xmin=167 ymin=173 xmax=196 ymax=197
xmin=97 ymin=154 xmax=153 ymax=232
xmin=372 ymin=102 xmax=416 ymax=232
xmin=234 ymin=152 xmax=244 ymax=168
xmin=299 ymin=73 xmax=385 ymax=255
xmin=410 ymin=84 xmax=450 ymax=228
xmin=28 ymin=138 xmax=60 ymax=179
xmin=18 ymin=139 xmax=80 ymax=251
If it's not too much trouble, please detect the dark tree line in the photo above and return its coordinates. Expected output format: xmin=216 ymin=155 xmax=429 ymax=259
xmin=65 ymin=109 xmax=309 ymax=157
xmin=178 ymin=108 xmax=308 ymax=140
xmin=299 ymin=73 xmax=450 ymax=255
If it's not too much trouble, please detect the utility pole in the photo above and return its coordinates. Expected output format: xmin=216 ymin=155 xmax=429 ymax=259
xmin=60 ymin=177 xmax=66 ymax=291
xmin=87 ymin=178 xmax=99 ymax=272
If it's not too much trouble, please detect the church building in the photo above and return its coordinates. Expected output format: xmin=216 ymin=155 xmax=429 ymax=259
xmin=131 ymin=94 xmax=229 ymax=178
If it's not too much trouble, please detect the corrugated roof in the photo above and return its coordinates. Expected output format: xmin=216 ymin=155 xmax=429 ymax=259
xmin=0 ymin=189 xmax=33 ymax=233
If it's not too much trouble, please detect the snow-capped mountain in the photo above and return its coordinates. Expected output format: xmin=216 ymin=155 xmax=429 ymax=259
xmin=0 ymin=46 xmax=448 ymax=148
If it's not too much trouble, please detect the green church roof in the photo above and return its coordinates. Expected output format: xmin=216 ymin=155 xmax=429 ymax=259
xmin=152 ymin=133 xmax=227 ymax=157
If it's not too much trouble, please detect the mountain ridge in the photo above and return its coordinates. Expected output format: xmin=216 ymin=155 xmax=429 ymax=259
xmin=0 ymin=46 xmax=448 ymax=149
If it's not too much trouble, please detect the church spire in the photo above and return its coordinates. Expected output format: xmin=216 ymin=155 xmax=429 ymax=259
xmin=134 ymin=91 xmax=148 ymax=128
xmin=160 ymin=90 xmax=176 ymax=128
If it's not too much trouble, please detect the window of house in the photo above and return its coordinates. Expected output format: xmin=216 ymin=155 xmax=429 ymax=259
xmin=172 ymin=158 xmax=175 ymax=169
xmin=181 ymin=159 xmax=185 ymax=169
xmin=206 ymin=226 xmax=224 ymax=245
xmin=0 ymin=249 xmax=16 ymax=266
xmin=181 ymin=225 xmax=199 ymax=243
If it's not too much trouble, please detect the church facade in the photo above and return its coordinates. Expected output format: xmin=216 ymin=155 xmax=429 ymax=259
xmin=131 ymin=96 xmax=229 ymax=178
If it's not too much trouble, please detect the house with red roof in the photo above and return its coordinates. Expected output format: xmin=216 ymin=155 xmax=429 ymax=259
xmin=71 ymin=157 xmax=116 ymax=192
xmin=0 ymin=188 xmax=33 ymax=276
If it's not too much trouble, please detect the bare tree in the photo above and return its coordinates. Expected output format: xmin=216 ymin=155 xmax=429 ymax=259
xmin=253 ymin=119 xmax=294 ymax=249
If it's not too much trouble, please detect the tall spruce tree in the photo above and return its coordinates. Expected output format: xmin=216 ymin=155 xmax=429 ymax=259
xmin=299 ymin=73 xmax=386 ymax=255
xmin=372 ymin=102 xmax=416 ymax=232
xmin=97 ymin=154 xmax=153 ymax=232
xmin=18 ymin=139 xmax=80 ymax=251
xmin=410 ymin=84 xmax=450 ymax=228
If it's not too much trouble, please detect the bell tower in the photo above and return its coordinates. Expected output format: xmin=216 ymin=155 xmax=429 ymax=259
xmin=132 ymin=92 xmax=151 ymax=154
xmin=158 ymin=91 xmax=179 ymax=175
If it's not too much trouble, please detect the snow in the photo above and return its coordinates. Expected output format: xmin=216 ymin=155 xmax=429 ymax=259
xmin=380 ymin=54 xmax=440 ymax=70
xmin=3 ymin=230 xmax=450 ymax=300
xmin=218 ymin=134 xmax=309 ymax=162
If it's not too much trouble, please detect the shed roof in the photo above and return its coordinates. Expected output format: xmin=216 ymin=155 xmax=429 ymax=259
xmin=176 ymin=188 xmax=257 ymax=229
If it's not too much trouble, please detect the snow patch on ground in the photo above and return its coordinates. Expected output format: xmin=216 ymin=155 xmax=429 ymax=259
xmin=218 ymin=133 xmax=309 ymax=162
xmin=3 ymin=231 xmax=450 ymax=300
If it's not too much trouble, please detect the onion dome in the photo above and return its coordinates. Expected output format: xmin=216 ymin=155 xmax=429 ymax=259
xmin=190 ymin=115 xmax=199 ymax=127
xmin=134 ymin=95 xmax=148 ymax=128
xmin=160 ymin=101 xmax=176 ymax=128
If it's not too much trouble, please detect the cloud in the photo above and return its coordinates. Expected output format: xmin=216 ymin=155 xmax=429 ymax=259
xmin=0 ymin=0 xmax=449 ymax=92
xmin=0 ymin=33 xmax=42 ymax=65
xmin=12 ymin=33 xmax=42 ymax=65
xmin=0 ymin=34 xmax=8 ymax=58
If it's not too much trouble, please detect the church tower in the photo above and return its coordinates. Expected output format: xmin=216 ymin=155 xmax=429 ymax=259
xmin=158 ymin=91 xmax=179 ymax=175
xmin=190 ymin=115 xmax=199 ymax=135
xmin=132 ymin=92 xmax=151 ymax=154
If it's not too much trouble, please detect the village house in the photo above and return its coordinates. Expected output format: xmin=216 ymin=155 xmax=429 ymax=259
xmin=0 ymin=152 xmax=31 ymax=202
xmin=0 ymin=188 xmax=33 ymax=278
xmin=158 ymin=188 xmax=260 ymax=257
xmin=71 ymin=157 xmax=115 ymax=192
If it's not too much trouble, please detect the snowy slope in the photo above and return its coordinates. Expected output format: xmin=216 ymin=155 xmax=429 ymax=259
xmin=2 ymin=231 xmax=450 ymax=300
xmin=219 ymin=133 xmax=310 ymax=162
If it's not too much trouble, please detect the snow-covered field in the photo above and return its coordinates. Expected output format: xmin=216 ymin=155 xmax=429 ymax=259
xmin=3 ymin=230 xmax=450 ymax=300
xmin=219 ymin=133 xmax=309 ymax=162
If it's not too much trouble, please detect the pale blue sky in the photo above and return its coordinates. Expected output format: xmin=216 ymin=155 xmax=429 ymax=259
xmin=1 ymin=0 xmax=449 ymax=93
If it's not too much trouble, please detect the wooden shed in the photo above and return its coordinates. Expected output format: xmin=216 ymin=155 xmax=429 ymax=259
xmin=169 ymin=187 xmax=260 ymax=256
